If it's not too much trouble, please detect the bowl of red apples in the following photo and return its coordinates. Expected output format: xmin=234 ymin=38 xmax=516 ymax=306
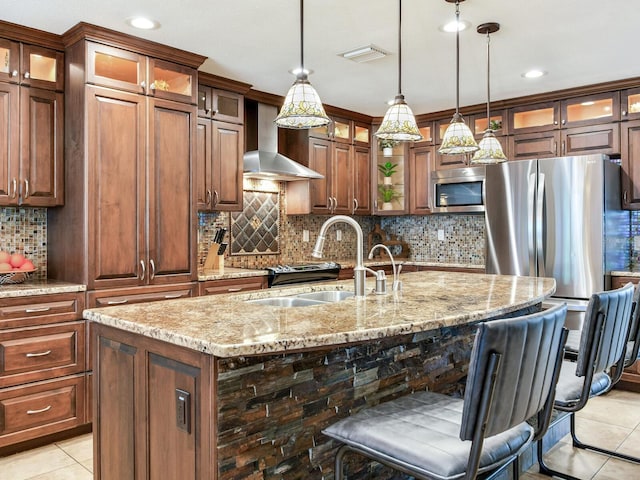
xmin=0 ymin=251 xmax=36 ymax=285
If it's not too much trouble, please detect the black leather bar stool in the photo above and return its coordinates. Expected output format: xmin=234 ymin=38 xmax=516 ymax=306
xmin=323 ymin=304 xmax=569 ymax=480
xmin=537 ymin=282 xmax=636 ymax=479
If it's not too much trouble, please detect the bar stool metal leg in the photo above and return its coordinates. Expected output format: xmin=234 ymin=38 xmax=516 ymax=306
xmin=570 ymin=412 xmax=640 ymax=463
xmin=537 ymin=439 xmax=581 ymax=480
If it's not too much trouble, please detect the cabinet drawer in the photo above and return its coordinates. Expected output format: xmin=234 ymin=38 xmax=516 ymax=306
xmin=87 ymin=283 xmax=197 ymax=308
xmin=0 ymin=292 xmax=85 ymax=329
xmin=198 ymin=277 xmax=266 ymax=295
xmin=0 ymin=374 xmax=85 ymax=447
xmin=0 ymin=321 xmax=85 ymax=388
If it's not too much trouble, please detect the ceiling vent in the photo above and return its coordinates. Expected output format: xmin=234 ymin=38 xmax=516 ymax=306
xmin=339 ymin=44 xmax=388 ymax=63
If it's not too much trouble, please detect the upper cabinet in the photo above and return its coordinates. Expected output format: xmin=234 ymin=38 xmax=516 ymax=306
xmin=509 ymin=101 xmax=560 ymax=134
xmin=86 ymin=42 xmax=197 ymax=104
xmin=0 ymin=31 xmax=64 ymax=207
xmin=0 ymin=39 xmax=63 ymax=91
xmin=198 ymin=86 xmax=244 ymax=124
xmin=622 ymin=87 xmax=640 ymax=121
xmin=560 ymin=91 xmax=620 ymax=127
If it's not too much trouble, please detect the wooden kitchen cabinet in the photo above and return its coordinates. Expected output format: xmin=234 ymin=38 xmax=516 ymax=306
xmin=47 ymin=25 xmax=205 ymax=291
xmin=560 ymin=91 xmax=620 ymax=127
xmin=0 ymin=291 xmax=88 ymax=451
xmin=93 ymin=323 xmax=212 ymax=480
xmin=621 ymin=120 xmax=640 ymax=209
xmin=196 ymin=118 xmax=244 ymax=211
xmin=353 ymin=145 xmax=371 ymax=214
xmin=509 ymin=101 xmax=560 ymax=134
xmin=622 ymin=87 xmax=640 ymax=121
xmin=509 ymin=130 xmax=561 ymax=161
xmin=0 ymin=38 xmax=64 ymax=207
xmin=86 ymin=42 xmax=197 ymax=104
xmin=409 ymin=145 xmax=433 ymax=214
xmin=87 ymin=283 xmax=198 ymax=308
xmin=374 ymin=141 xmax=408 ymax=214
xmin=198 ymin=85 xmax=244 ymax=124
xmin=560 ymin=122 xmax=619 ymax=157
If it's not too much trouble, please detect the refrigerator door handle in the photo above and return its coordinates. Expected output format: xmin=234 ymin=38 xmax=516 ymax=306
xmin=528 ymin=173 xmax=536 ymax=275
xmin=537 ymin=173 xmax=546 ymax=277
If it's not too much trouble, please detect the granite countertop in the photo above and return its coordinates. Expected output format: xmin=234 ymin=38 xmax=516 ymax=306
xmin=198 ymin=267 xmax=268 ymax=281
xmin=85 ymin=271 xmax=555 ymax=358
xmin=0 ymin=279 xmax=86 ymax=298
xmin=611 ymin=271 xmax=640 ymax=277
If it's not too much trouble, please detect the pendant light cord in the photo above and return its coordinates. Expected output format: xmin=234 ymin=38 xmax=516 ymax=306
xmin=455 ymin=0 xmax=460 ymax=115
xmin=486 ymin=30 xmax=491 ymax=126
xmin=300 ymin=0 xmax=304 ymax=73
xmin=398 ymin=0 xmax=402 ymax=96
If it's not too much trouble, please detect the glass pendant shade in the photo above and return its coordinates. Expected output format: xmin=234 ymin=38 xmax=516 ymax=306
xmin=438 ymin=113 xmax=478 ymax=154
xmin=375 ymin=94 xmax=422 ymax=141
xmin=471 ymin=129 xmax=507 ymax=163
xmin=275 ymin=73 xmax=330 ymax=129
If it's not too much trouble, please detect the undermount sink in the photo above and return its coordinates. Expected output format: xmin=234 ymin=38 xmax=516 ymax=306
xmin=245 ymin=290 xmax=354 ymax=307
xmin=293 ymin=291 xmax=355 ymax=302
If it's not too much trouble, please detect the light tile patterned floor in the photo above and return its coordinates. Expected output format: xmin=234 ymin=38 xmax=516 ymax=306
xmin=0 ymin=389 xmax=639 ymax=479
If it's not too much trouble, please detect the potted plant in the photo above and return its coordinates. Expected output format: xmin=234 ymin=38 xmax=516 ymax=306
xmin=378 ymin=184 xmax=401 ymax=210
xmin=489 ymin=119 xmax=502 ymax=131
xmin=377 ymin=161 xmax=398 ymax=185
xmin=379 ymin=139 xmax=398 ymax=157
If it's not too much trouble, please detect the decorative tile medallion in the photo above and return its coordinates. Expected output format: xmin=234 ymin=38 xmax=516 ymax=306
xmin=230 ymin=190 xmax=280 ymax=255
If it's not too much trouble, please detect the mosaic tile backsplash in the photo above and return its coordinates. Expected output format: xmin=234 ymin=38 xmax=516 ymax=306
xmin=0 ymin=207 xmax=47 ymax=279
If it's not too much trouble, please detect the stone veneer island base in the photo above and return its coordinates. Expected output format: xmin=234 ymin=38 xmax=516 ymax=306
xmin=85 ymin=271 xmax=555 ymax=480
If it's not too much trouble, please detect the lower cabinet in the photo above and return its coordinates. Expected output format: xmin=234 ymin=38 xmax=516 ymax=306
xmin=0 ymin=291 xmax=88 ymax=451
xmin=198 ymin=276 xmax=266 ymax=296
xmin=93 ymin=324 xmax=212 ymax=480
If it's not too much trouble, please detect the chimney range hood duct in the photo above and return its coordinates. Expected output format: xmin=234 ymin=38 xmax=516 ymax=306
xmin=243 ymin=103 xmax=324 ymax=181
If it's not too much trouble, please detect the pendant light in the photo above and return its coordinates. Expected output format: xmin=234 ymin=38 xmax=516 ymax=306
xmin=439 ymin=0 xmax=478 ymax=155
xmin=471 ymin=22 xmax=507 ymax=163
xmin=275 ymin=0 xmax=330 ymax=129
xmin=374 ymin=0 xmax=422 ymax=142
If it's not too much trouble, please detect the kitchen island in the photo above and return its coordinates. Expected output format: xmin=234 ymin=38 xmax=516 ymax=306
xmin=85 ymin=271 xmax=555 ymax=480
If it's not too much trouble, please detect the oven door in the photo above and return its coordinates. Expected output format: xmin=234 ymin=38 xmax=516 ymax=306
xmin=431 ymin=166 xmax=486 ymax=213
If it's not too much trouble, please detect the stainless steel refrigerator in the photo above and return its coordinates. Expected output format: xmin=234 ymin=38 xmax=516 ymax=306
xmin=484 ymin=154 xmax=630 ymax=327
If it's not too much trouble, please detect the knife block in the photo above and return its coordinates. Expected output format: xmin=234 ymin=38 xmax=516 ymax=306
xmin=204 ymin=242 xmax=224 ymax=274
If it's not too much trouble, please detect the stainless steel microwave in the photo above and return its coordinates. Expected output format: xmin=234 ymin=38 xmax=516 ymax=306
xmin=431 ymin=166 xmax=486 ymax=213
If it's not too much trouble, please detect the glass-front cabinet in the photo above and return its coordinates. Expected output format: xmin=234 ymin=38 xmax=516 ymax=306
xmin=509 ymin=101 xmax=560 ymax=133
xmin=198 ymin=86 xmax=243 ymax=123
xmin=87 ymin=42 xmax=196 ymax=103
xmin=0 ymin=39 xmax=63 ymax=90
xmin=354 ymin=122 xmax=370 ymax=146
xmin=622 ymin=88 xmax=640 ymax=121
xmin=471 ymin=110 xmax=507 ymax=137
xmin=374 ymin=140 xmax=407 ymax=214
xmin=560 ymin=91 xmax=620 ymax=127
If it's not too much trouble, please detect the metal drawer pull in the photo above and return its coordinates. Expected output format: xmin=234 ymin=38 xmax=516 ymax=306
xmin=27 ymin=405 xmax=52 ymax=415
xmin=164 ymin=294 xmax=183 ymax=299
xmin=25 ymin=307 xmax=51 ymax=313
xmin=26 ymin=350 xmax=52 ymax=358
xmin=107 ymin=299 xmax=128 ymax=305
xmin=227 ymin=288 xmax=242 ymax=292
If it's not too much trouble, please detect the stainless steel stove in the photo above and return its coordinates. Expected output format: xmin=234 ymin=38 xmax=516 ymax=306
xmin=265 ymin=262 xmax=341 ymax=287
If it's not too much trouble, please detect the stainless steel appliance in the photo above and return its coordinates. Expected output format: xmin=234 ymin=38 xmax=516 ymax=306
xmin=431 ymin=166 xmax=486 ymax=213
xmin=484 ymin=154 xmax=629 ymax=328
xmin=266 ymin=262 xmax=341 ymax=287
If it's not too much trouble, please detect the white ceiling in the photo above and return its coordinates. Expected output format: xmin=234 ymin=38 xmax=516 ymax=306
xmin=5 ymin=0 xmax=638 ymax=117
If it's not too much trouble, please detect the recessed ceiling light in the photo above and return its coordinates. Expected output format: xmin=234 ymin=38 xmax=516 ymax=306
xmin=522 ymin=69 xmax=547 ymax=79
xmin=126 ymin=16 xmax=160 ymax=30
xmin=440 ymin=20 xmax=470 ymax=33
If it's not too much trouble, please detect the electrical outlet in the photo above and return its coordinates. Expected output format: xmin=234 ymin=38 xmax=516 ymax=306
xmin=336 ymin=229 xmax=342 ymax=241
xmin=437 ymin=229 xmax=445 ymax=241
xmin=303 ymin=229 xmax=310 ymax=242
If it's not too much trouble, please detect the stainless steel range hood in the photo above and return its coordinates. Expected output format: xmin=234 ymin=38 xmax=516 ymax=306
xmin=243 ymin=103 xmax=323 ymax=181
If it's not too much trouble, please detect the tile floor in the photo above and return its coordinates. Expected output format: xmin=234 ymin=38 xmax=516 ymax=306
xmin=0 ymin=389 xmax=639 ymax=479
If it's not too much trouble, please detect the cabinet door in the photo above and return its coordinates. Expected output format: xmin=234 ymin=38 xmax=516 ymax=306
xmin=148 ymin=98 xmax=196 ymax=284
xmin=87 ymin=86 xmax=146 ymax=289
xmin=622 ymin=87 xmax=640 ymax=121
xmin=560 ymin=92 xmax=619 ymax=127
xmin=211 ymin=121 xmax=243 ymax=211
xmin=509 ymin=131 xmax=560 ymax=161
xmin=561 ymin=123 xmax=619 ymax=157
xmin=471 ymin=110 xmax=507 ymax=137
xmin=353 ymin=146 xmax=371 ymax=214
xmin=20 ymin=44 xmax=64 ymax=91
xmin=621 ymin=120 xmax=640 ymax=209
xmin=331 ymin=142 xmax=353 ymax=214
xmin=19 ymin=87 xmax=63 ymax=206
xmin=148 ymin=58 xmax=196 ymax=104
xmin=353 ymin=122 xmax=370 ymax=147
xmin=0 ymin=39 xmax=19 ymax=84
xmin=433 ymin=150 xmax=467 ymax=170
xmin=308 ymin=138 xmax=332 ymax=214
xmin=332 ymin=117 xmax=352 ymax=144
xmin=0 ymin=82 xmax=19 ymax=205
xmin=87 ymin=42 xmax=147 ymax=95
xmin=211 ymin=89 xmax=244 ymax=124
xmin=410 ymin=145 xmax=433 ymax=214
xmin=509 ymin=101 xmax=560 ymax=134
xmin=195 ymin=118 xmax=212 ymax=211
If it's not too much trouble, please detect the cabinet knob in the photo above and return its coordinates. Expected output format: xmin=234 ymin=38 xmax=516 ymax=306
xmin=561 ymin=119 xmax=566 ymax=125
xmin=23 ymin=71 xmax=30 ymax=80
xmin=623 ymin=110 xmax=628 ymax=117
xmin=140 ymin=81 xmax=146 ymax=92
xmin=553 ymin=120 xmax=558 ymax=125
xmin=11 ymin=70 xmax=18 ymax=78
